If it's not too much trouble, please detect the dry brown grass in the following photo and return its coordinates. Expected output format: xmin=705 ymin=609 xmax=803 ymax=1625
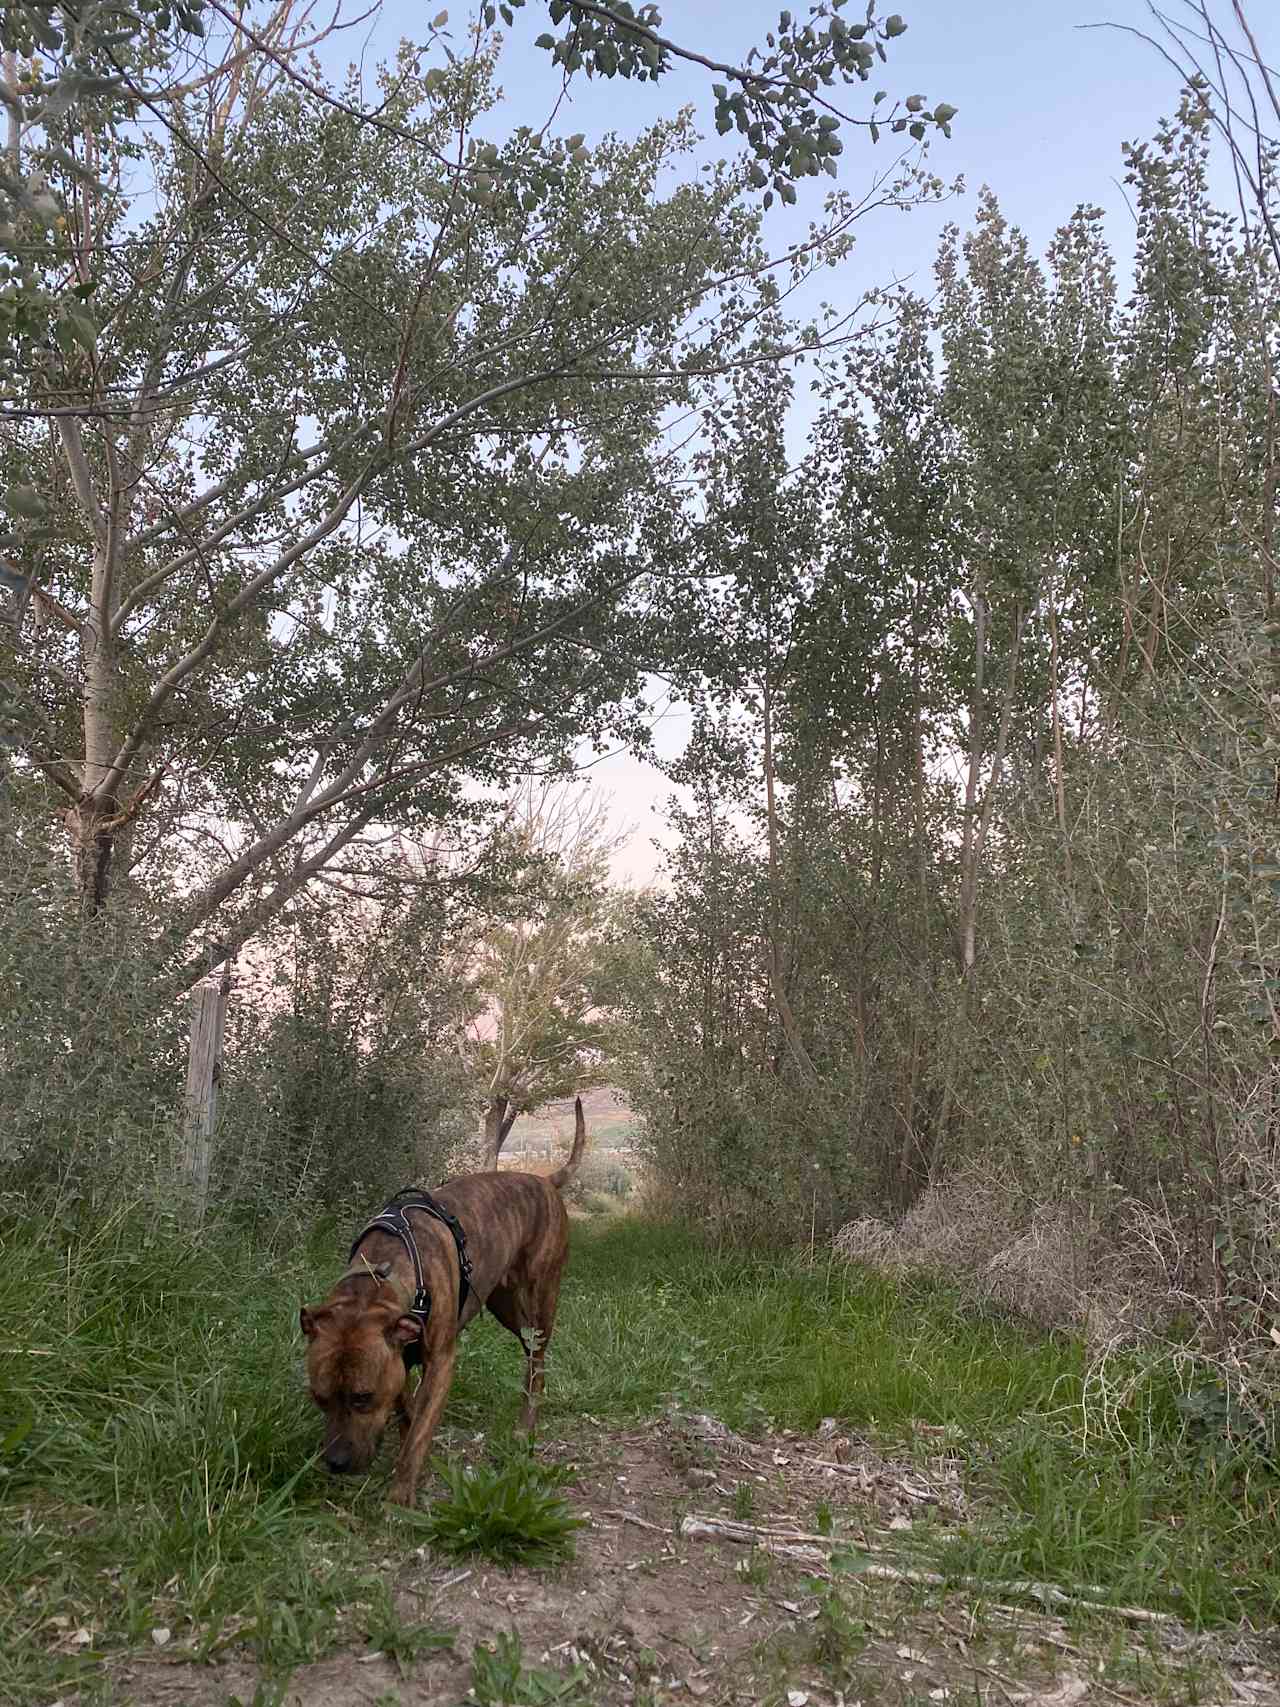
xmin=834 ymin=1167 xmax=1122 ymax=1337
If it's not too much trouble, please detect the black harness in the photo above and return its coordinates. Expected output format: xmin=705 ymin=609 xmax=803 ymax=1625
xmin=347 ymin=1189 xmax=473 ymax=1325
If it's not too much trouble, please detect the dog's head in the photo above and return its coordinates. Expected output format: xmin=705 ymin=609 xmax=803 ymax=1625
xmin=299 ymin=1296 xmax=421 ymax=1473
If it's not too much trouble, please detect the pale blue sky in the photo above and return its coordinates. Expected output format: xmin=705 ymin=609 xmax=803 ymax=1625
xmin=319 ymin=2 xmax=1270 ymax=880
xmin=339 ymin=0 xmax=1222 ymax=301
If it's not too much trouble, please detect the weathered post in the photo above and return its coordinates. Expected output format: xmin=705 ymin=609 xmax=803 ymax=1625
xmin=182 ymin=947 xmax=231 ymax=1219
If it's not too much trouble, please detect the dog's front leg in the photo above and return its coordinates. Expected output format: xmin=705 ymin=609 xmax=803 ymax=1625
xmin=388 ymin=1346 xmax=457 ymax=1507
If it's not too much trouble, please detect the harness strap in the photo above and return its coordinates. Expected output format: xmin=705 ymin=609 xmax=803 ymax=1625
xmin=348 ymin=1189 xmax=473 ymax=1325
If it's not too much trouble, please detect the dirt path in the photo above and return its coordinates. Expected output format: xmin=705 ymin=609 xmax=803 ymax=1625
xmin=112 ymin=1415 xmax=1277 ymax=1707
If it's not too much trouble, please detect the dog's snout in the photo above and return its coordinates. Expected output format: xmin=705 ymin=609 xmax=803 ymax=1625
xmin=324 ymin=1442 xmax=353 ymax=1473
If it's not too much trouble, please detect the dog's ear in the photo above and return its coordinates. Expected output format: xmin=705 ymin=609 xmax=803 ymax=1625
xmin=299 ymin=1305 xmax=331 ymax=1340
xmin=387 ymin=1313 xmax=422 ymax=1347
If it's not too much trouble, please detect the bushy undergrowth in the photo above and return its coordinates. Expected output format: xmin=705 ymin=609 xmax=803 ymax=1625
xmin=609 ymin=106 xmax=1280 ymax=1393
xmin=0 ymin=802 xmax=473 ymax=1220
xmin=3 ymin=1211 xmax=1279 ymax=1703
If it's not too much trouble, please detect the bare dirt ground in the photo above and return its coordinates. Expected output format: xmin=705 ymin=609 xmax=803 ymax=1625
xmin=110 ymin=1414 xmax=1279 ymax=1707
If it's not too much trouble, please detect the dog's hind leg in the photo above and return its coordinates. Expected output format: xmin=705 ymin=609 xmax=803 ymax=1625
xmin=520 ymin=1256 xmax=568 ymax=1435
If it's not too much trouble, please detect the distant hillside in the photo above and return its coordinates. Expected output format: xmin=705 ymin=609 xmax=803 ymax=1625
xmin=504 ymin=1086 xmax=637 ymax=1154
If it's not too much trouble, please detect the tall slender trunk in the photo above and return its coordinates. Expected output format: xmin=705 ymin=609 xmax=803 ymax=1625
xmin=68 ymin=535 xmax=120 ymax=913
xmin=937 ymin=594 xmax=1025 ymax=1174
xmin=761 ymin=668 xmax=818 ymax=1085
xmin=956 ymin=592 xmax=1024 ymax=986
xmin=1048 ymin=590 xmax=1073 ymax=888
xmin=956 ymin=587 xmax=988 ymax=983
xmin=899 ymin=649 xmax=931 ymax=1198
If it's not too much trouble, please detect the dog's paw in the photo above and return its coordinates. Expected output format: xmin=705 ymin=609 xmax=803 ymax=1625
xmin=387 ymin=1481 xmax=418 ymax=1508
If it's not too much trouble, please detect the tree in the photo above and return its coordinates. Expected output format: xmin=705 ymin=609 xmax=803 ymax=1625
xmin=225 ymin=850 xmax=479 ymax=1205
xmin=0 ymin=0 xmax=947 ymax=995
xmin=463 ymin=781 xmax=621 ymax=1163
xmin=616 ymin=66 xmax=1280 ymax=1290
xmin=0 ymin=0 xmax=952 ymax=370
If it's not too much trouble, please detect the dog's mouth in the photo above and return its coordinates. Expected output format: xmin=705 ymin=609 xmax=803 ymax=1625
xmin=323 ymin=1437 xmax=380 ymax=1475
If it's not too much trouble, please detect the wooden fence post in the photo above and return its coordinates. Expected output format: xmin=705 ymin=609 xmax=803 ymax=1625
xmin=182 ymin=952 xmax=231 ymax=1219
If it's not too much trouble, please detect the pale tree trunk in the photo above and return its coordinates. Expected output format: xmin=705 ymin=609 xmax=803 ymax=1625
xmin=955 ymin=592 xmax=1024 ymax=987
xmin=761 ymin=668 xmax=818 ymax=1086
xmin=1047 ymin=590 xmax=1073 ymax=889
xmin=936 ymin=593 xmax=1025 ymax=1171
xmin=57 ymin=409 xmax=125 ymax=913
xmin=47 ymin=149 xmax=217 ymax=916
xmin=898 ymin=650 xmax=932 ymax=1201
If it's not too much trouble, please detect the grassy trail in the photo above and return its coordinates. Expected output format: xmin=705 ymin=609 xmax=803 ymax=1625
xmin=2 ymin=1213 xmax=1277 ymax=1703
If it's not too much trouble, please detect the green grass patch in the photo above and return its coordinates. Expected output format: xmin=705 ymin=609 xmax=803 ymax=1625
xmin=399 ymin=1450 xmax=582 ymax=1565
xmin=469 ymin=1630 xmax=594 ymax=1704
xmin=2 ymin=1206 xmax=1278 ymax=1704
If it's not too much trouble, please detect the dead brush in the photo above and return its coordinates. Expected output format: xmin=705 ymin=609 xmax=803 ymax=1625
xmin=834 ymin=1166 xmax=1099 ymax=1333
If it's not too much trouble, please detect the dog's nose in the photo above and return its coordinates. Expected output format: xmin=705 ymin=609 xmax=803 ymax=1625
xmin=324 ymin=1443 xmax=353 ymax=1473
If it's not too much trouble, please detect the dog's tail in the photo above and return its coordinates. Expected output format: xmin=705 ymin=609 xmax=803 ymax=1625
xmin=549 ymin=1096 xmax=588 ymax=1191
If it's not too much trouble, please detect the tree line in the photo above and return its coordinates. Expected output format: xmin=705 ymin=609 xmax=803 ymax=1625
xmin=4 ymin=0 xmax=1280 ymax=1370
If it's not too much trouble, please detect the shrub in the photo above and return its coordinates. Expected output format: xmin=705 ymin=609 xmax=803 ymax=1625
xmin=405 ymin=1451 xmax=582 ymax=1567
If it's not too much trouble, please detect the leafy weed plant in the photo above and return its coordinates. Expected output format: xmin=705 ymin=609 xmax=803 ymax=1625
xmin=404 ymin=1449 xmax=582 ymax=1566
xmin=360 ymin=1583 xmax=454 ymax=1677
xmin=469 ymin=1631 xmax=594 ymax=1705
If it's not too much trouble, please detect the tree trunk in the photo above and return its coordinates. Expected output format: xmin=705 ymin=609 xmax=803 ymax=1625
xmin=485 ymin=1094 xmax=520 ymax=1167
xmin=66 ymin=797 xmax=118 ymax=915
xmin=761 ymin=668 xmax=818 ymax=1086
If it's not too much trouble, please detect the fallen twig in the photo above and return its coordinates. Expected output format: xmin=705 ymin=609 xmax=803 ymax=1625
xmin=796 ymin=1454 xmax=873 ymax=1481
xmin=677 ymin=1514 xmax=839 ymax=1547
xmin=677 ymin=1513 xmax=1178 ymax=1626
xmin=601 ymin=1507 xmax=669 ymax=1534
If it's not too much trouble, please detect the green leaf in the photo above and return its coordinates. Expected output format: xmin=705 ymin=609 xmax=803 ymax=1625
xmin=883 ymin=14 xmax=907 ymax=36
xmin=4 ymin=485 xmax=46 ymax=521
xmin=0 ymin=1404 xmax=33 ymax=1458
xmin=65 ymin=311 xmax=98 ymax=352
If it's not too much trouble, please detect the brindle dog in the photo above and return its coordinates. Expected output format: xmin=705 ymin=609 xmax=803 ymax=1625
xmin=300 ymin=1100 xmax=586 ymax=1505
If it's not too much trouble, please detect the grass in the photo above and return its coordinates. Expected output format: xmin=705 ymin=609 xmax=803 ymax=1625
xmin=2 ymin=1206 xmax=1278 ymax=1704
xmin=468 ymin=1631 xmax=594 ymax=1705
xmin=401 ymin=1450 xmax=582 ymax=1565
xmin=359 ymin=1584 xmax=454 ymax=1676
